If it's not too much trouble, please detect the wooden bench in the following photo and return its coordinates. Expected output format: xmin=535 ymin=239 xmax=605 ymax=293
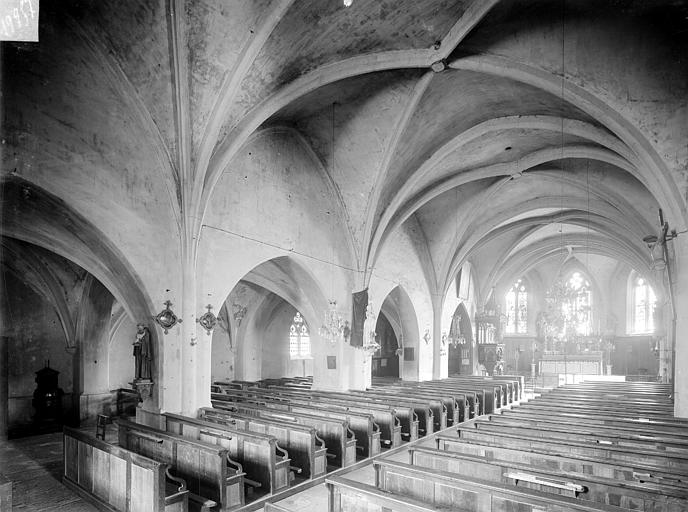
xmin=326 ymin=476 xmax=443 ymax=512
xmin=199 ymin=407 xmax=327 ymax=479
xmin=437 ymin=433 xmax=687 ymax=489
xmin=411 ymin=379 xmax=500 ymax=413
xmin=394 ymin=382 xmax=480 ymax=419
xmin=267 ymin=387 xmax=416 ymax=443
xmin=409 ymin=446 xmax=688 ymax=510
xmin=368 ymin=384 xmax=471 ymax=425
xmin=480 ymin=414 xmax=688 ymax=453
xmin=211 ymin=400 xmax=357 ymax=468
xmin=264 ymin=386 xmax=406 ymax=447
xmin=63 ymin=426 xmax=189 ymax=512
xmin=524 ymin=395 xmax=675 ymax=415
xmin=441 ymin=377 xmax=512 ymax=406
xmin=346 ymin=390 xmax=434 ymax=436
xmin=116 ymin=388 xmax=140 ymax=416
xmin=117 ymin=419 xmax=245 ymax=510
xmin=497 ymin=408 xmax=688 ymax=438
xmin=374 ymin=459 xmax=628 ymax=511
xmin=163 ymin=413 xmax=292 ymax=496
xmin=358 ymin=387 xmax=448 ymax=431
xmin=514 ymin=402 xmax=688 ymax=424
xmin=212 ymin=390 xmax=380 ymax=459
xmin=457 ymin=425 xmax=688 ymax=473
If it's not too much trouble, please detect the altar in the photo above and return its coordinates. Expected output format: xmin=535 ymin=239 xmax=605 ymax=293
xmin=539 ymin=351 xmax=604 ymax=375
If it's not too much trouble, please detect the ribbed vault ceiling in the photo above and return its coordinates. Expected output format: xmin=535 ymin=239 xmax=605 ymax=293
xmin=4 ymin=0 xmax=687 ymax=309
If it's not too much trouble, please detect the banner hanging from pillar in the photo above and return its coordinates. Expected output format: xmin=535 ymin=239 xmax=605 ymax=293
xmin=350 ymin=288 xmax=368 ymax=347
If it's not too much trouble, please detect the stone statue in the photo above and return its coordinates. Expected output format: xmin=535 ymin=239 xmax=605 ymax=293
xmin=133 ymin=324 xmax=152 ymax=380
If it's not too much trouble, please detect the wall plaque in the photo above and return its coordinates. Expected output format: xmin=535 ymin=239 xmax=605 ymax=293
xmin=404 ymin=348 xmax=415 ymax=361
xmin=326 ymin=356 xmax=336 ymax=369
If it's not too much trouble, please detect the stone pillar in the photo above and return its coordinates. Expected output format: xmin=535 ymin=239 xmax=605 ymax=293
xmin=181 ymin=250 xmax=200 ymax=417
xmin=432 ymin=301 xmax=442 ymax=380
xmin=0 ymin=336 xmax=8 ymax=440
xmin=66 ymin=346 xmax=79 ymax=427
xmin=78 ymin=278 xmax=115 ymax=423
xmin=671 ymin=235 xmax=688 ymax=418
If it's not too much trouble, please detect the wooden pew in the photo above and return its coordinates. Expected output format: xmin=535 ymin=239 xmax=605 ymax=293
xmin=443 ymin=377 xmax=513 ymax=406
xmin=63 ymin=427 xmax=189 ymax=512
xmin=394 ymin=382 xmax=480 ymax=419
xmin=480 ymin=414 xmax=688 ymax=452
xmin=408 ymin=446 xmax=688 ymax=511
xmin=265 ymin=387 xmax=417 ymax=443
xmin=326 ymin=476 xmax=442 ymax=512
xmin=211 ymin=399 xmax=357 ymax=468
xmin=263 ymin=386 xmax=406 ymax=446
xmin=445 ymin=427 xmax=688 ymax=484
xmin=373 ymin=459 xmax=628 ymax=511
xmin=523 ymin=395 xmax=675 ymax=416
xmin=116 ymin=388 xmax=140 ymax=416
xmin=362 ymin=386 xmax=450 ymax=430
xmin=413 ymin=379 xmax=501 ymax=412
xmin=212 ymin=390 xmax=381 ymax=458
xmin=367 ymin=384 xmax=470 ymax=425
xmin=435 ymin=434 xmax=687 ymax=490
xmin=117 ymin=419 xmax=245 ymax=510
xmin=198 ymin=407 xmax=327 ymax=479
xmin=456 ymin=425 xmax=688 ymax=472
xmin=162 ymin=413 xmax=292 ymax=496
xmin=497 ymin=408 xmax=688 ymax=438
xmin=345 ymin=390 xmax=434 ymax=436
xmin=515 ymin=402 xmax=688 ymax=424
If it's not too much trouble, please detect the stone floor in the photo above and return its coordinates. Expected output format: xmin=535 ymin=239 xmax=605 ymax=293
xmin=0 ymin=411 xmax=487 ymax=512
xmin=0 ymin=432 xmax=99 ymax=511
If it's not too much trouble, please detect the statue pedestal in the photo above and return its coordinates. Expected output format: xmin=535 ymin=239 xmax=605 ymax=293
xmin=132 ymin=379 xmax=153 ymax=403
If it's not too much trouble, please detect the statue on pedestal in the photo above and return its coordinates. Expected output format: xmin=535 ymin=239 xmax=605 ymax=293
xmin=133 ymin=324 xmax=152 ymax=380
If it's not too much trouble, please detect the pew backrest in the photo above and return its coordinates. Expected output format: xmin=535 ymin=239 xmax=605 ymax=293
xmin=64 ymin=426 xmax=188 ymax=512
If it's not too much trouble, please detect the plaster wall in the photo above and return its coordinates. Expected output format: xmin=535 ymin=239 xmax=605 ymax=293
xmin=260 ymin=303 xmax=314 ymax=379
xmin=211 ymin=322 xmax=235 ymax=384
xmin=109 ymin=316 xmax=136 ymax=391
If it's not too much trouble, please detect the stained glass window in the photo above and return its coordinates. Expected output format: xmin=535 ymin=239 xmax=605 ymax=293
xmin=632 ymin=277 xmax=656 ymax=334
xmin=289 ymin=312 xmax=311 ymax=359
xmin=505 ymin=279 xmax=527 ymax=334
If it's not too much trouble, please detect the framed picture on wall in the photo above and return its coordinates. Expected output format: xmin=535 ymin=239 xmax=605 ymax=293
xmin=326 ymin=356 xmax=336 ymax=369
xmin=404 ymin=348 xmax=415 ymax=361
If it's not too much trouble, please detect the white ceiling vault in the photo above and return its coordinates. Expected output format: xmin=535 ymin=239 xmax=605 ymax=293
xmin=3 ymin=0 xmax=687 ymax=315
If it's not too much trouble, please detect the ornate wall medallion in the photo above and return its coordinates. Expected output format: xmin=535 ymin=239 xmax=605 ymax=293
xmin=197 ymin=304 xmax=218 ymax=335
xmin=154 ymin=300 xmax=182 ymax=334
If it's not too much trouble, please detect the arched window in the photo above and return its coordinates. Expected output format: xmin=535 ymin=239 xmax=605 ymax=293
xmin=632 ymin=276 xmax=656 ymax=334
xmin=505 ymin=279 xmax=527 ymax=334
xmin=289 ymin=312 xmax=311 ymax=359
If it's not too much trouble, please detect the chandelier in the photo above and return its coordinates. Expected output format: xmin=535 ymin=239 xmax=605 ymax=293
xmin=319 ymin=300 xmax=350 ymax=345
xmin=446 ymin=312 xmax=466 ymax=347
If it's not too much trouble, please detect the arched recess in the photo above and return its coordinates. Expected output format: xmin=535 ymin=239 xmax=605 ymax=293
xmin=379 ymin=286 xmax=421 ymax=382
xmin=0 ymin=237 xmax=133 ymax=435
xmin=371 ymin=312 xmax=400 ymax=379
xmin=447 ymin=303 xmax=474 ymax=376
xmin=1 ymin=178 xmax=160 ymax=407
xmin=211 ymin=256 xmax=327 ymax=385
